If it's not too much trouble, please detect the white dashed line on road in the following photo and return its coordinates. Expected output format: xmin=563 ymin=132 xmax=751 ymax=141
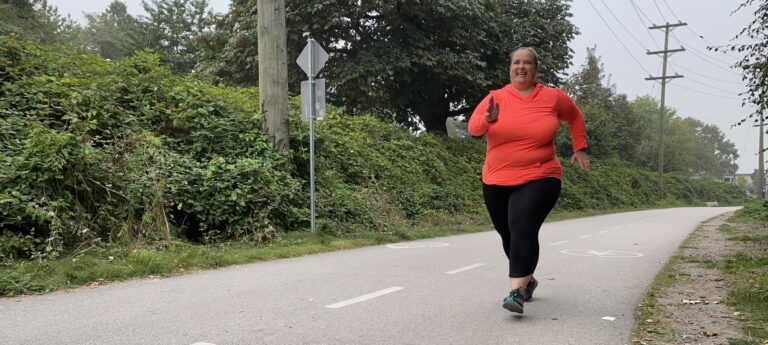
xmin=578 ymin=235 xmax=591 ymax=239
xmin=598 ymin=230 xmax=609 ymax=234
xmin=325 ymin=287 xmax=404 ymax=309
xmin=550 ymin=241 xmax=568 ymax=246
xmin=445 ymin=263 xmax=485 ymax=274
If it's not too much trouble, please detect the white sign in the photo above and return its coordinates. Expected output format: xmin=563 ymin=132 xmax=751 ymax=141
xmin=296 ymin=39 xmax=328 ymax=78
xmin=301 ymin=79 xmax=325 ymax=121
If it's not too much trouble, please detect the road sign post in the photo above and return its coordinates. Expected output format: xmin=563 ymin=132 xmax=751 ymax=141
xmin=296 ymin=38 xmax=328 ymax=233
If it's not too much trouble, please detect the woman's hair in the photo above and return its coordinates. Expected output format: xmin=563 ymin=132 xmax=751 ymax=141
xmin=510 ymin=47 xmax=540 ymax=66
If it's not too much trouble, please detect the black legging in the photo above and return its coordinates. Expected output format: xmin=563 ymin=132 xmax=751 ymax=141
xmin=482 ymin=178 xmax=561 ymax=278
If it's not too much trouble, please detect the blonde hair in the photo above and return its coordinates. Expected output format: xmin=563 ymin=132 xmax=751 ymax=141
xmin=510 ymin=47 xmax=540 ymax=67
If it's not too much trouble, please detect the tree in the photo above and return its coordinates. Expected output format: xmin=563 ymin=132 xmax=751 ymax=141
xmin=629 ymin=96 xmax=737 ymax=177
xmin=83 ymin=1 xmax=145 ymax=60
xmin=257 ymin=0 xmax=289 ymax=151
xmin=561 ymin=47 xmax=643 ymax=160
xmin=722 ymin=0 xmax=768 ymax=114
xmin=682 ymin=118 xmax=739 ymax=178
xmin=141 ymin=0 xmax=212 ymax=74
xmin=196 ymin=0 xmax=578 ymax=134
xmin=1 ymin=0 xmax=81 ymax=45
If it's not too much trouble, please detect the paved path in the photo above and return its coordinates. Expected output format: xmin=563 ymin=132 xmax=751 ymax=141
xmin=0 ymin=207 xmax=740 ymax=345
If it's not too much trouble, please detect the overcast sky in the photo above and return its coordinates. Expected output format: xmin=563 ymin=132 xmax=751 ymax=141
xmin=48 ymin=0 xmax=760 ymax=174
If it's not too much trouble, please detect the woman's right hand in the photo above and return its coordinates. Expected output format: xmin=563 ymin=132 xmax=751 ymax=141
xmin=486 ymin=96 xmax=499 ymax=123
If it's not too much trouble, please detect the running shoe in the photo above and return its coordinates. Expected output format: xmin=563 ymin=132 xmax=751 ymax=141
xmin=503 ymin=289 xmax=524 ymax=314
xmin=524 ymin=277 xmax=538 ymax=302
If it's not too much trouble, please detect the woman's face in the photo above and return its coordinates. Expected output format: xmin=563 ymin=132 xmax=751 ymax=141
xmin=509 ymin=50 xmax=538 ymax=87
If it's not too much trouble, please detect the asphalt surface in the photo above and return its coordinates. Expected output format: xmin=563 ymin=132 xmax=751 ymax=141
xmin=0 ymin=207 xmax=740 ymax=345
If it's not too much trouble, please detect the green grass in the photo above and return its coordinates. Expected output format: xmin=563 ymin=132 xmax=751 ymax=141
xmin=632 ymin=232 xmax=695 ymax=342
xmin=0 ymin=213 xmax=495 ymax=297
xmin=723 ymin=205 xmax=768 ymax=343
xmin=0 ymin=205 xmax=650 ymax=297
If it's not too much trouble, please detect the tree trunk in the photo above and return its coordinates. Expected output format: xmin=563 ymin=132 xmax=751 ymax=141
xmin=421 ymin=97 xmax=450 ymax=136
xmin=257 ymin=0 xmax=289 ymax=151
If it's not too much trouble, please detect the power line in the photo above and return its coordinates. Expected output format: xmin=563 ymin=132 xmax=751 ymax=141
xmin=668 ymin=61 xmax=744 ymax=85
xmin=671 ymin=32 xmax=737 ymax=66
xmin=598 ymin=0 xmax=651 ymax=51
xmin=586 ymin=0 xmax=653 ymax=76
xmin=670 ymin=33 xmax=742 ymax=76
xmin=660 ymin=0 xmax=682 ymax=22
xmin=630 ymin=0 xmax=655 ymax=24
xmin=669 ymin=68 xmax=746 ymax=95
xmin=629 ymin=0 xmax=661 ymax=50
xmin=661 ymin=0 xmax=742 ymax=60
xmin=651 ymin=0 xmax=669 ymax=23
xmin=669 ymin=82 xmax=742 ymax=100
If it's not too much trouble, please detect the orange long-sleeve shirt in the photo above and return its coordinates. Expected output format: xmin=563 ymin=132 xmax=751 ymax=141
xmin=467 ymin=83 xmax=587 ymax=186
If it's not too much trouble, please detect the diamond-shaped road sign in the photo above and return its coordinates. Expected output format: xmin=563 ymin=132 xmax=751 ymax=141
xmin=296 ymin=39 xmax=328 ymax=78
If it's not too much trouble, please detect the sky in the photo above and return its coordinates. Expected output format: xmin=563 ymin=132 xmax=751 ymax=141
xmin=48 ymin=0 xmax=760 ymax=174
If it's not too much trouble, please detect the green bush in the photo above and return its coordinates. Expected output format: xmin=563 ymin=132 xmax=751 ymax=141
xmin=0 ymin=35 xmax=749 ymax=260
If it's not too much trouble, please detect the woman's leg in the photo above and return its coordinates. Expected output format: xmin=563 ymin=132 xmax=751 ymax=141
xmin=506 ymin=178 xmax=561 ymax=289
xmin=482 ymin=183 xmax=515 ymax=259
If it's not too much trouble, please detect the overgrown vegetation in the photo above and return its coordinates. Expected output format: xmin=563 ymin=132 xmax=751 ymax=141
xmin=0 ymin=34 xmax=749 ymax=296
xmin=725 ymin=201 xmax=768 ymax=341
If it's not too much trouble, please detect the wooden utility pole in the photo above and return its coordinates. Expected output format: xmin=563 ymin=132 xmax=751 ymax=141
xmin=646 ymin=22 xmax=686 ymax=198
xmin=258 ymin=0 xmax=290 ymax=151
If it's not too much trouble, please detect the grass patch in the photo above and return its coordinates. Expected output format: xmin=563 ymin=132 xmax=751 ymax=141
xmin=719 ymin=223 xmax=740 ymax=234
xmin=0 ymin=205 xmax=647 ymax=297
xmin=724 ymin=203 xmax=768 ymax=342
xmin=632 ymin=233 xmax=695 ymax=342
xmin=0 ymin=214 xmax=494 ymax=297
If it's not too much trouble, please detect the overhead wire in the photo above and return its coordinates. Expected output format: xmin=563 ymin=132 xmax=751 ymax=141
xmin=598 ymin=0 xmax=651 ymax=51
xmin=651 ymin=0 xmax=669 ymax=23
xmin=670 ymin=33 xmax=742 ymax=76
xmin=629 ymin=0 xmax=661 ymax=50
xmin=668 ymin=61 xmax=745 ymax=85
xmin=661 ymin=0 xmax=742 ymax=60
xmin=669 ymin=82 xmax=741 ymax=100
xmin=585 ymin=0 xmax=654 ymax=77
xmin=588 ymin=1 xmax=744 ymax=104
xmin=669 ymin=68 xmax=746 ymax=95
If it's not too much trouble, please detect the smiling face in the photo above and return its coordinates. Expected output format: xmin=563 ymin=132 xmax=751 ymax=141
xmin=509 ymin=49 xmax=539 ymax=89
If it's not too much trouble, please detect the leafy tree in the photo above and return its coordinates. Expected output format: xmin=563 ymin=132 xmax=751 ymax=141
xmin=719 ymin=0 xmax=768 ymax=115
xmin=629 ymin=95 xmax=674 ymax=171
xmin=197 ymin=0 xmax=578 ymax=134
xmin=561 ymin=47 xmax=643 ymax=161
xmin=682 ymin=118 xmax=739 ymax=178
xmin=83 ymin=1 xmax=146 ymax=60
xmin=141 ymin=0 xmax=213 ymax=74
xmin=1 ymin=0 xmax=81 ymax=45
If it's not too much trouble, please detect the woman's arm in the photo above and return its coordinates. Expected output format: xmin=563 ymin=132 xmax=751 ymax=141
xmin=467 ymin=93 xmax=496 ymax=137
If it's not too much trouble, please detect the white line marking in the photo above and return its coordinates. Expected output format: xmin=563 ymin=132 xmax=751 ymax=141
xmin=445 ymin=263 xmax=485 ymax=274
xmin=550 ymin=241 xmax=568 ymax=246
xmin=598 ymin=230 xmax=608 ymax=234
xmin=612 ymin=226 xmax=624 ymax=230
xmin=325 ymin=287 xmax=404 ymax=309
xmin=602 ymin=316 xmax=617 ymax=321
xmin=190 ymin=343 xmax=217 ymax=345
xmin=578 ymin=235 xmax=591 ymax=239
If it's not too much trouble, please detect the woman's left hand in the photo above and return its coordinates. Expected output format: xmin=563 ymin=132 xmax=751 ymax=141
xmin=571 ymin=151 xmax=591 ymax=171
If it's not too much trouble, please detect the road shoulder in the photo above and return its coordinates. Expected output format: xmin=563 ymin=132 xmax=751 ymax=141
xmin=632 ymin=211 xmax=765 ymax=345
